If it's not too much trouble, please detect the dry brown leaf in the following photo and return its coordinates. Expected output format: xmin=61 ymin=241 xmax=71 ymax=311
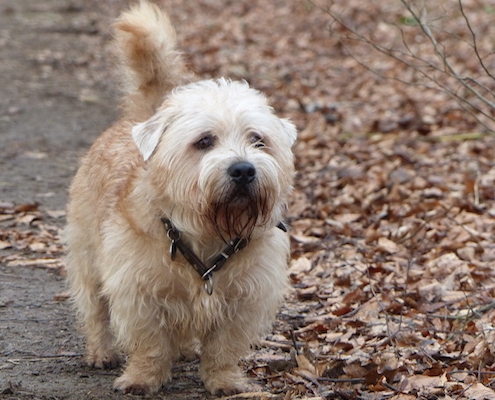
xmin=45 ymin=209 xmax=66 ymax=219
xmin=457 ymin=246 xmax=476 ymax=262
xmin=400 ymin=373 xmax=448 ymax=392
xmin=290 ymin=234 xmax=320 ymax=245
xmin=28 ymin=241 xmax=47 ymax=252
xmin=53 ymin=292 xmax=70 ymax=301
xmin=388 ymin=395 xmax=417 ymax=400
xmin=0 ymin=214 xmax=15 ymax=222
xmin=334 ymin=213 xmax=361 ymax=223
xmin=375 ymin=352 xmax=400 ymax=374
xmin=295 ymin=353 xmax=317 ymax=376
xmin=289 ymin=257 xmax=312 ymax=275
xmin=464 ymin=382 xmax=495 ymax=400
xmin=16 ymin=214 xmax=38 ymax=225
xmin=466 ymin=338 xmax=488 ymax=366
xmin=343 ymin=363 xmax=368 ymax=378
xmin=14 ymin=203 xmax=39 ymax=213
xmin=6 ymin=257 xmax=62 ymax=268
xmin=377 ymin=237 xmax=400 ymax=254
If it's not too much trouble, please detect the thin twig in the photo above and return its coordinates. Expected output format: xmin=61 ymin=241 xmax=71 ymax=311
xmin=320 ymin=0 xmax=495 ymax=132
xmin=218 ymin=392 xmax=280 ymax=400
xmin=382 ymin=380 xmax=400 ymax=393
xmin=318 ymin=377 xmax=366 ymax=383
xmin=5 ymin=353 xmax=83 ymax=363
xmin=400 ymin=0 xmax=495 ymax=111
xmin=458 ymin=0 xmax=495 ymax=82
xmin=366 ymin=263 xmax=399 ymax=353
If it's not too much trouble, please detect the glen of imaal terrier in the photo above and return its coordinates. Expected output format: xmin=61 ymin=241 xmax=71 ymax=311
xmin=65 ymin=1 xmax=296 ymax=395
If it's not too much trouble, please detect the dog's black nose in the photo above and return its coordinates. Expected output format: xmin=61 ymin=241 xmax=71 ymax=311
xmin=228 ymin=162 xmax=256 ymax=184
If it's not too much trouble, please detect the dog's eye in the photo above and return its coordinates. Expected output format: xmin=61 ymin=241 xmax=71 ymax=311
xmin=196 ymin=134 xmax=215 ymax=150
xmin=250 ymin=132 xmax=265 ymax=148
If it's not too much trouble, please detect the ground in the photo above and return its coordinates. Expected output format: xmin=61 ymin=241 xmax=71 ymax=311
xmin=2 ymin=0 xmax=495 ymax=399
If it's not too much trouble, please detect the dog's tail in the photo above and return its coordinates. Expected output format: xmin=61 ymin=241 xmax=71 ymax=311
xmin=113 ymin=1 xmax=190 ymax=120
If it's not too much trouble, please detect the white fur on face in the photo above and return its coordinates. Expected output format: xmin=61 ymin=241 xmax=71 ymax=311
xmin=132 ymin=79 xmax=296 ymax=158
xmin=131 ymin=79 xmax=297 ymax=239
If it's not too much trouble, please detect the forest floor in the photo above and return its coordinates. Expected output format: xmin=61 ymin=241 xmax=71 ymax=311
xmin=2 ymin=0 xmax=495 ymax=399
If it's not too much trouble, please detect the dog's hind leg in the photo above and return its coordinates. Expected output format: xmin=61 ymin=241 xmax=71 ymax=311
xmin=83 ymin=293 xmax=122 ymax=369
xmin=66 ymin=230 xmax=122 ymax=369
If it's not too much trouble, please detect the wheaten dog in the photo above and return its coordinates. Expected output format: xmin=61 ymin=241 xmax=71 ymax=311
xmin=65 ymin=1 xmax=296 ymax=395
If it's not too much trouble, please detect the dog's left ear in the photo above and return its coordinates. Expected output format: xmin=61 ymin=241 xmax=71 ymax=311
xmin=281 ymin=118 xmax=297 ymax=147
xmin=131 ymin=116 xmax=166 ymax=161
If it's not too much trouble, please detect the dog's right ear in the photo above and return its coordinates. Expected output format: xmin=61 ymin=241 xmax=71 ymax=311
xmin=281 ymin=118 xmax=297 ymax=147
xmin=131 ymin=117 xmax=166 ymax=161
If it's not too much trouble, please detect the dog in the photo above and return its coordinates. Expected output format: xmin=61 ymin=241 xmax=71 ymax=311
xmin=65 ymin=1 xmax=297 ymax=395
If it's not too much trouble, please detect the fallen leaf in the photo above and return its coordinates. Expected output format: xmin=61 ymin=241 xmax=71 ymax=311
xmin=295 ymin=353 xmax=317 ymax=376
xmin=464 ymin=382 xmax=495 ymax=400
xmin=289 ymin=257 xmax=312 ymax=275
xmin=400 ymin=373 xmax=448 ymax=392
xmin=0 ymin=240 xmax=11 ymax=250
xmin=14 ymin=203 xmax=39 ymax=213
xmin=6 ymin=258 xmax=62 ymax=268
xmin=377 ymin=237 xmax=400 ymax=254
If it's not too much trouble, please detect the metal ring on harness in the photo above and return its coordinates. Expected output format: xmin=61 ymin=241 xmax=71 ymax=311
xmin=204 ymin=274 xmax=214 ymax=295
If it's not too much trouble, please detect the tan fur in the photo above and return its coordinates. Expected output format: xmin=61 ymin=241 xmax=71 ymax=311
xmin=65 ymin=1 xmax=297 ymax=396
xmin=113 ymin=2 xmax=191 ymax=120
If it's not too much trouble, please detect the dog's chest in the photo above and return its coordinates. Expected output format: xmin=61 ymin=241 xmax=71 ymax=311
xmin=155 ymin=270 xmax=237 ymax=332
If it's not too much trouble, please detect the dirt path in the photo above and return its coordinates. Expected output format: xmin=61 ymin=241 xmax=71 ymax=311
xmin=0 ymin=0 xmax=116 ymax=209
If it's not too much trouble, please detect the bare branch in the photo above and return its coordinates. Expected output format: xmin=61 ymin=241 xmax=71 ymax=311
xmin=331 ymin=17 xmax=494 ymax=130
xmin=458 ymin=0 xmax=495 ymax=82
xmin=400 ymin=0 xmax=495 ymax=111
xmin=319 ymin=0 xmax=495 ymax=132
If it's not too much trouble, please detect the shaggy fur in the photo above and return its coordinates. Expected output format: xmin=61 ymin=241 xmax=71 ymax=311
xmin=65 ymin=1 xmax=297 ymax=395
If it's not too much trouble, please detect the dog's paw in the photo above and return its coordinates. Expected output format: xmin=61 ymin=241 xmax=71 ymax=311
xmin=202 ymin=368 xmax=253 ymax=396
xmin=113 ymin=372 xmax=168 ymax=395
xmin=86 ymin=351 xmax=122 ymax=369
xmin=113 ymin=379 xmax=153 ymax=395
xmin=206 ymin=380 xmax=255 ymax=396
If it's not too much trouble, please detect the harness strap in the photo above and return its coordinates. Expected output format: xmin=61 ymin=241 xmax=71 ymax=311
xmin=161 ymin=218 xmax=286 ymax=295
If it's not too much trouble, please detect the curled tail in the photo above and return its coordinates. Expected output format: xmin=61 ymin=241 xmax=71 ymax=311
xmin=113 ymin=1 xmax=190 ymax=120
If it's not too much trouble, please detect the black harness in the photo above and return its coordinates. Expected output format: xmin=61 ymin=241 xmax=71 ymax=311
xmin=161 ymin=218 xmax=287 ymax=295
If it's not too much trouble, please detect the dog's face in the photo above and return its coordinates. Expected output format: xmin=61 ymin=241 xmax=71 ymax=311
xmin=132 ymin=79 xmax=296 ymax=241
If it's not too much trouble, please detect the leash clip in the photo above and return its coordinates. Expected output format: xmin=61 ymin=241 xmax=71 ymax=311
xmin=166 ymin=224 xmax=180 ymax=261
xmin=204 ymin=274 xmax=214 ymax=296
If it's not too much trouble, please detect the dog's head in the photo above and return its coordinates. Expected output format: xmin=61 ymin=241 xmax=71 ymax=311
xmin=132 ymin=79 xmax=297 ymax=241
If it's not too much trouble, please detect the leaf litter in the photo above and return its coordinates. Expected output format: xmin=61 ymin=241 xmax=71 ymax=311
xmin=3 ymin=0 xmax=495 ymax=398
xmin=0 ymin=202 xmax=65 ymax=273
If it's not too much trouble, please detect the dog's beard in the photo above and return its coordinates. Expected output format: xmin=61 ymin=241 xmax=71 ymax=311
xmin=207 ymin=183 xmax=272 ymax=242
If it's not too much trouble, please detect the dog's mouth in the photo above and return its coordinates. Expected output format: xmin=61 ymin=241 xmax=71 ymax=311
xmin=208 ymin=183 xmax=271 ymax=242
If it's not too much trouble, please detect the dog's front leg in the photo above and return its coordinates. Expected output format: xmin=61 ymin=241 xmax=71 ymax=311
xmin=200 ymin=322 xmax=255 ymax=396
xmin=113 ymin=333 xmax=173 ymax=395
